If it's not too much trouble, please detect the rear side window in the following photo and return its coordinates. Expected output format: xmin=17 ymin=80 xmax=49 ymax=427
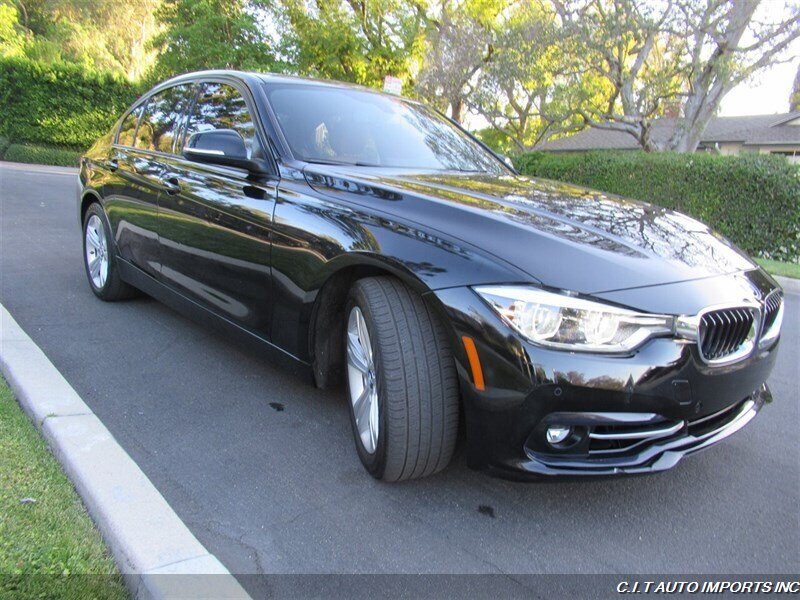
xmin=135 ymin=84 xmax=195 ymax=154
xmin=183 ymin=83 xmax=260 ymax=159
xmin=117 ymin=106 xmax=142 ymax=146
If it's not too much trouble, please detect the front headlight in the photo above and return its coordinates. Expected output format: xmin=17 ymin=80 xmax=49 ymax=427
xmin=474 ymin=286 xmax=674 ymax=353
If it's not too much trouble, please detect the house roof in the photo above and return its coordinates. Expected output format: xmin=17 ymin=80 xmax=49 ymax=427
xmin=536 ymin=112 xmax=800 ymax=151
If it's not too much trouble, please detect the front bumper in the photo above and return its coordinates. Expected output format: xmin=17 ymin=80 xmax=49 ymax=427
xmin=429 ymin=274 xmax=780 ymax=480
xmin=503 ymin=385 xmax=768 ymax=477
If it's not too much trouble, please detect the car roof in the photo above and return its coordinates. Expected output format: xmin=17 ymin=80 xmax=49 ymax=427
xmin=157 ymin=69 xmax=383 ymax=95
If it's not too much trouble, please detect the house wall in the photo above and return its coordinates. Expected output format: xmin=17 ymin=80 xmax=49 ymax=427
xmin=717 ymin=142 xmax=743 ymax=156
xmin=753 ymin=145 xmax=800 ymax=164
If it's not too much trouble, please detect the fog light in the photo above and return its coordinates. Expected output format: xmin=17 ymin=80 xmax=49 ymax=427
xmin=546 ymin=425 xmax=572 ymax=445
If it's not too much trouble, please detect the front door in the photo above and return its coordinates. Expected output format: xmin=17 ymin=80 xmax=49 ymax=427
xmin=157 ymin=81 xmax=277 ymax=339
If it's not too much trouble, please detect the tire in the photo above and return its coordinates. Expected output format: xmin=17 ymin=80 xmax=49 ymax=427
xmin=82 ymin=202 xmax=137 ymax=301
xmin=344 ymin=276 xmax=459 ymax=482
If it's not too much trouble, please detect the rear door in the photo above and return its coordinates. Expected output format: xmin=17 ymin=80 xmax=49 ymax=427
xmin=104 ymin=84 xmax=195 ymax=279
xmin=157 ymin=81 xmax=277 ymax=339
xmin=103 ymin=102 xmax=161 ymax=278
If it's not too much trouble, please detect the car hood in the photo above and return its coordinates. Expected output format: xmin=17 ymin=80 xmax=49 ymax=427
xmin=303 ymin=166 xmax=756 ymax=294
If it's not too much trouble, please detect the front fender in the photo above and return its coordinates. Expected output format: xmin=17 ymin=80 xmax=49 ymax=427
xmin=270 ymin=175 xmax=527 ymax=357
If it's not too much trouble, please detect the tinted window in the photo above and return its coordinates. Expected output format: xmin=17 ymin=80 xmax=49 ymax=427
xmin=135 ymin=84 xmax=195 ymax=153
xmin=266 ymin=84 xmax=505 ymax=173
xmin=183 ymin=83 xmax=259 ymax=159
xmin=117 ymin=106 xmax=142 ymax=146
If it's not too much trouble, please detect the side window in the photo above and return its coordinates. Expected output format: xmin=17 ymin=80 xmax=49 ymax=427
xmin=117 ymin=106 xmax=142 ymax=147
xmin=134 ymin=84 xmax=195 ymax=154
xmin=183 ymin=83 xmax=260 ymax=159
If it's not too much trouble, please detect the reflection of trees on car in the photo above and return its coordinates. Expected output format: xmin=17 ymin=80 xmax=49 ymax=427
xmin=184 ymin=83 xmax=258 ymax=157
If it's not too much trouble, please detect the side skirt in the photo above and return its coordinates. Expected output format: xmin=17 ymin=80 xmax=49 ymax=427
xmin=118 ymin=259 xmax=313 ymax=382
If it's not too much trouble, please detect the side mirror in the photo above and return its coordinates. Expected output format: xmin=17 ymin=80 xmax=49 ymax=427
xmin=183 ymin=129 xmax=269 ymax=175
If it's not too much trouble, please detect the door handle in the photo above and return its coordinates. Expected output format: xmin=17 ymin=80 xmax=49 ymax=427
xmin=107 ymin=158 xmax=119 ymax=172
xmin=159 ymin=174 xmax=181 ymax=195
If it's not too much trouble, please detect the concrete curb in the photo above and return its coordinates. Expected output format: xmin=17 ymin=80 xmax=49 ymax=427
xmin=0 ymin=304 xmax=250 ymax=600
xmin=0 ymin=160 xmax=78 ymax=175
xmin=774 ymin=275 xmax=800 ymax=296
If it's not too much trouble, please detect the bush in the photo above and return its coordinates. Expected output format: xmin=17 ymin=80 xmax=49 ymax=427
xmin=0 ymin=136 xmax=10 ymax=157
xmin=513 ymin=150 xmax=800 ymax=262
xmin=0 ymin=56 xmax=141 ymax=149
xmin=3 ymin=143 xmax=82 ymax=167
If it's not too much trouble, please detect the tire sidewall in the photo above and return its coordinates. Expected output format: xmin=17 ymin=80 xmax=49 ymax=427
xmin=82 ymin=203 xmax=115 ymax=299
xmin=344 ymin=290 xmax=389 ymax=479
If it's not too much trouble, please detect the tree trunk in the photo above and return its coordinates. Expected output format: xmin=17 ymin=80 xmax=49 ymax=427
xmin=665 ymin=0 xmax=757 ymax=152
xmin=450 ymin=98 xmax=464 ymax=123
xmin=669 ymin=79 xmax=730 ymax=152
xmin=790 ymin=63 xmax=800 ymax=112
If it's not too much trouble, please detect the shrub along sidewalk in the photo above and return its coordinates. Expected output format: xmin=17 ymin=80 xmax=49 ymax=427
xmin=0 ymin=377 xmax=127 ymax=599
xmin=1 ymin=142 xmax=82 ymax=167
xmin=0 ymin=56 xmax=138 ymax=149
xmin=0 ymin=55 xmax=139 ymax=168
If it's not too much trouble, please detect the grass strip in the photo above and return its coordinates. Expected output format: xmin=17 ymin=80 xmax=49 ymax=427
xmin=0 ymin=377 xmax=128 ymax=598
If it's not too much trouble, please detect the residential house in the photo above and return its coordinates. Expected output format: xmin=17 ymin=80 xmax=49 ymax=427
xmin=536 ymin=113 xmax=800 ymax=163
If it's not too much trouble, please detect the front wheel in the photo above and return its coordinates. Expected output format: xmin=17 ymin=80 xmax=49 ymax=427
xmin=82 ymin=203 xmax=137 ymax=301
xmin=345 ymin=277 xmax=459 ymax=482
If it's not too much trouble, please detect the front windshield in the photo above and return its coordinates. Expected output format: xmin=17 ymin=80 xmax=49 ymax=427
xmin=265 ymin=83 xmax=506 ymax=173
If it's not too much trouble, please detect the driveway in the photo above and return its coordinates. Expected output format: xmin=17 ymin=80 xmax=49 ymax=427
xmin=1 ymin=162 xmax=798 ymax=590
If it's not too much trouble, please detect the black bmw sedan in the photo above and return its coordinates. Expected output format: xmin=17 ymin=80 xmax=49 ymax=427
xmin=78 ymin=70 xmax=783 ymax=481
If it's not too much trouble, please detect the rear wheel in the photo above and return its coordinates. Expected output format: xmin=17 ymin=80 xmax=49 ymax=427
xmin=82 ymin=203 xmax=137 ymax=301
xmin=345 ymin=277 xmax=459 ymax=481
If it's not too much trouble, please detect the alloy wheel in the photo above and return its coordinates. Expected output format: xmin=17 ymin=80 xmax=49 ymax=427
xmin=346 ymin=306 xmax=379 ymax=454
xmin=85 ymin=214 xmax=109 ymax=289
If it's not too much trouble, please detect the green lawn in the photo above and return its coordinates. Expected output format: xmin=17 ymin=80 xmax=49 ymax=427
xmin=0 ymin=378 xmax=128 ymax=599
xmin=755 ymin=258 xmax=800 ymax=280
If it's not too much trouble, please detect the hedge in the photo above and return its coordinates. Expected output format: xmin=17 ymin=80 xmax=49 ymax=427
xmin=3 ymin=143 xmax=82 ymax=167
xmin=513 ymin=151 xmax=800 ymax=263
xmin=0 ymin=56 xmax=141 ymax=149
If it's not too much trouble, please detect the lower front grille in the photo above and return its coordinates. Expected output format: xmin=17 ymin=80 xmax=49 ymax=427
xmin=521 ymin=391 xmax=765 ymax=476
xmin=584 ymin=401 xmax=748 ymax=459
xmin=687 ymin=400 xmax=745 ymax=437
xmin=698 ymin=307 xmax=756 ymax=363
xmin=588 ymin=419 xmax=684 ymax=457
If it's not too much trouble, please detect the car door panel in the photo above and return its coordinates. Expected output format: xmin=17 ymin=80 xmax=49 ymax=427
xmin=103 ymin=147 xmax=164 ymax=279
xmin=157 ymin=159 xmax=275 ymax=336
xmin=157 ymin=81 xmax=277 ymax=338
xmin=99 ymin=106 xmax=158 ymax=278
xmin=104 ymin=84 xmax=197 ymax=279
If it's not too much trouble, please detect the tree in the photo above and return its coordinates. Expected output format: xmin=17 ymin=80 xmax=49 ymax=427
xmin=415 ymin=0 xmax=505 ymax=122
xmin=149 ymin=0 xmax=276 ymax=80
xmin=0 ymin=2 xmax=27 ymax=57
xmin=95 ymin=0 xmax=162 ymax=79
xmin=553 ymin=0 xmax=800 ymax=152
xmin=467 ymin=0 xmax=592 ymax=151
xmin=791 ymin=62 xmax=800 ymax=112
xmin=276 ymin=0 xmax=427 ymax=88
xmin=6 ymin=0 xmax=160 ymax=78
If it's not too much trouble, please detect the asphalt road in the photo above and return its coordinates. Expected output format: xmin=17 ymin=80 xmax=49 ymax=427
xmin=1 ymin=162 xmax=798 ymax=589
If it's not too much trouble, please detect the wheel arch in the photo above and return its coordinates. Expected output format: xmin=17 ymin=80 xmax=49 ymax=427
xmin=80 ymin=189 xmax=103 ymax=225
xmin=307 ymin=254 xmax=457 ymax=390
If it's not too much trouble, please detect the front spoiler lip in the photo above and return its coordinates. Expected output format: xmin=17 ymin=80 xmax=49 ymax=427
xmin=500 ymin=384 xmax=769 ymax=478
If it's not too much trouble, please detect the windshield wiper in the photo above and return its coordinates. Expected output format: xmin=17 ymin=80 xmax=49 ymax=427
xmin=303 ymin=158 xmax=381 ymax=167
xmin=303 ymin=158 xmax=491 ymax=173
